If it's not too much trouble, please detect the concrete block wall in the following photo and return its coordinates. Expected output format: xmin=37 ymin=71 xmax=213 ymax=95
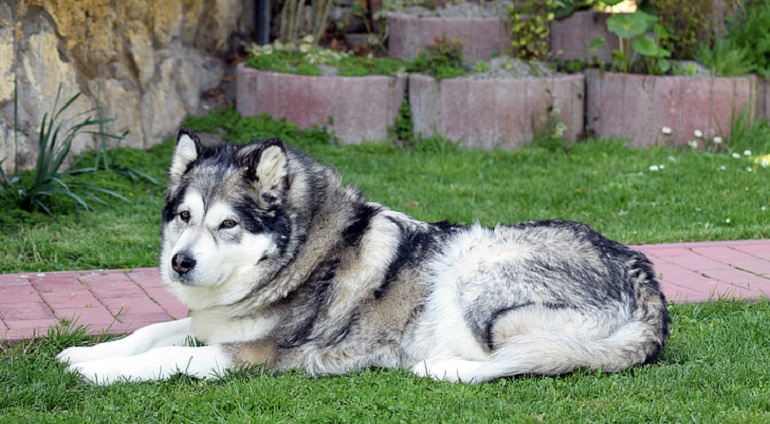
xmin=585 ymin=70 xmax=757 ymax=147
xmin=409 ymin=73 xmax=585 ymax=148
xmin=388 ymin=12 xmax=511 ymax=63
xmin=236 ymin=65 xmax=408 ymax=144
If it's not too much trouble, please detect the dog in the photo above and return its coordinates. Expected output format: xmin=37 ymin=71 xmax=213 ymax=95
xmin=57 ymin=129 xmax=670 ymax=385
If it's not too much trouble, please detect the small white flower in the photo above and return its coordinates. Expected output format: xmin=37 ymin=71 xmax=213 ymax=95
xmin=667 ymin=156 xmax=678 ymax=163
xmin=743 ymin=150 xmax=752 ymax=156
xmin=718 ymin=165 xmax=727 ymax=171
xmin=713 ymin=136 xmax=723 ymax=144
xmin=688 ymin=140 xmax=698 ymax=149
xmin=649 ymin=165 xmax=660 ymax=172
xmin=659 ymin=164 xmax=665 ymax=170
xmin=661 ymin=127 xmax=672 ymax=135
xmin=746 ymin=167 xmax=754 ymax=172
xmin=725 ymin=218 xmax=731 ymax=224
xmin=694 ymin=129 xmax=703 ymax=138
xmin=762 ymin=206 xmax=767 ymax=211
xmin=732 ymin=153 xmax=741 ymax=159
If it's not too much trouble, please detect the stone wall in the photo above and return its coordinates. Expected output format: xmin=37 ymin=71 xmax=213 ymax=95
xmin=0 ymin=0 xmax=253 ymax=172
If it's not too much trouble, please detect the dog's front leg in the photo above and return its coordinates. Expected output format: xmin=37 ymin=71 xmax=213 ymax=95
xmin=66 ymin=344 xmax=232 ymax=385
xmin=57 ymin=317 xmax=194 ymax=366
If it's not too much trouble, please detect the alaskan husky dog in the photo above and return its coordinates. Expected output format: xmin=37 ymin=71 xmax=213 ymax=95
xmin=58 ymin=129 xmax=670 ymax=385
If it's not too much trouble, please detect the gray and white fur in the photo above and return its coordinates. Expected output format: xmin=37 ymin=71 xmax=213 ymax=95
xmin=58 ymin=129 xmax=670 ymax=385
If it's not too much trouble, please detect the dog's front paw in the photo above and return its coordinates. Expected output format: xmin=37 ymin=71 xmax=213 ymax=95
xmin=66 ymin=358 xmax=127 ymax=385
xmin=411 ymin=358 xmax=484 ymax=383
xmin=57 ymin=345 xmax=105 ymax=365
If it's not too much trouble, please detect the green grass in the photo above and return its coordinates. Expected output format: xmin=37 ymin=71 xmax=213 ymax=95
xmin=1 ymin=109 xmax=768 ymax=273
xmin=1 ymin=110 xmax=769 ymax=420
xmin=2 ymin=301 xmax=769 ymax=421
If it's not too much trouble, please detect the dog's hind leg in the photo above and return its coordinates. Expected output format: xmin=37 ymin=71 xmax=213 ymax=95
xmin=57 ymin=317 xmax=194 ymax=366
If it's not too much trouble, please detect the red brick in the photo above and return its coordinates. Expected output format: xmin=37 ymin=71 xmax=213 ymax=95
xmin=644 ymin=249 xmax=727 ymax=272
xmin=29 ymin=274 xmax=85 ymax=292
xmin=0 ymin=274 xmax=32 ymax=286
xmin=127 ymin=268 xmax=164 ymax=288
xmin=40 ymin=288 xmax=101 ymax=309
xmin=0 ymin=285 xmax=41 ymax=304
xmin=4 ymin=318 xmax=61 ymax=339
xmin=55 ymin=307 xmax=116 ymax=326
xmin=701 ymin=268 xmax=770 ymax=288
xmin=103 ymin=297 xmax=170 ymax=324
xmin=733 ymin=244 xmax=770 ymax=261
xmin=86 ymin=276 xmax=146 ymax=300
xmin=1 ymin=302 xmax=54 ymax=320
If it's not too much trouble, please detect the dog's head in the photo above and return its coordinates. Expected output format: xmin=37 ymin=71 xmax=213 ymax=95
xmin=159 ymin=129 xmax=295 ymax=308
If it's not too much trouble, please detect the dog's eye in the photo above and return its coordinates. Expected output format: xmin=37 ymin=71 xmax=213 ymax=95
xmin=221 ymin=219 xmax=238 ymax=229
xmin=179 ymin=210 xmax=191 ymax=222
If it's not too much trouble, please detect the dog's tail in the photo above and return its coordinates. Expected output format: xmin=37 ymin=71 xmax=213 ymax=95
xmin=463 ymin=251 xmax=671 ymax=383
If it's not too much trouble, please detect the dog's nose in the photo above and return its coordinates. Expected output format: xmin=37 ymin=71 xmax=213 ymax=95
xmin=172 ymin=252 xmax=196 ymax=275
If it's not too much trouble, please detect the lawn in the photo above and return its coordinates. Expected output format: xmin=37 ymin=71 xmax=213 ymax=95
xmin=1 ymin=301 xmax=769 ymax=421
xmin=1 ymin=109 xmax=769 ymax=421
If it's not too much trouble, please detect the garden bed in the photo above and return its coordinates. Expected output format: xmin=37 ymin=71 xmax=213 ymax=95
xmin=236 ymin=63 xmax=407 ymax=144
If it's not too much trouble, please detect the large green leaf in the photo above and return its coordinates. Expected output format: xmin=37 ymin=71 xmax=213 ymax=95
xmin=607 ymin=12 xmax=652 ymax=39
xmin=633 ymin=35 xmax=670 ymax=59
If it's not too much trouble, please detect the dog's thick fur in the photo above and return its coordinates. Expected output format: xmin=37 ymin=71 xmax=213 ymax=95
xmin=58 ymin=129 xmax=670 ymax=385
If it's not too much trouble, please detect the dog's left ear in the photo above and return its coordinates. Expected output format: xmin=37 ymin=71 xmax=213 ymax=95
xmin=238 ymin=139 xmax=289 ymax=203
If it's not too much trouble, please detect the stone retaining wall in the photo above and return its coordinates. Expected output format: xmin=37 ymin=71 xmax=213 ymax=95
xmin=0 ymin=0 xmax=253 ymax=173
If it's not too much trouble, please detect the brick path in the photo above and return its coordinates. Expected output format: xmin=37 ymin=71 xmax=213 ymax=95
xmin=1 ymin=239 xmax=768 ymax=342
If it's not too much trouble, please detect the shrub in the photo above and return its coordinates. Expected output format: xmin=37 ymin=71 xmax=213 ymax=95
xmin=408 ymin=35 xmax=466 ymax=79
xmin=727 ymin=1 xmax=770 ymax=78
xmin=651 ymin=0 xmax=719 ymax=60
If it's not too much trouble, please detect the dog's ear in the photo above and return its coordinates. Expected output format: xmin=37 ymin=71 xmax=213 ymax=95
xmin=238 ymin=138 xmax=289 ymax=205
xmin=170 ymin=129 xmax=202 ymax=184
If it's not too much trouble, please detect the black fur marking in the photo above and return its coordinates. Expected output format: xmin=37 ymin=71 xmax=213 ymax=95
xmin=275 ymin=258 xmax=341 ymax=349
xmin=162 ymin=181 xmax=191 ymax=224
xmin=483 ymin=302 xmax=535 ymax=350
xmin=342 ymin=203 xmax=381 ymax=248
xmin=373 ymin=220 xmax=460 ymax=300
xmin=325 ymin=314 xmax=357 ymax=348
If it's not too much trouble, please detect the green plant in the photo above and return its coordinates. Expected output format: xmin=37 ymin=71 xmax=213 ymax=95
xmin=651 ymin=0 xmax=740 ymax=60
xmin=246 ymin=36 xmax=407 ymax=77
xmin=727 ymin=1 xmax=770 ymax=78
xmin=392 ymin=99 xmax=415 ymax=146
xmin=0 ymin=83 xmax=127 ymax=214
xmin=508 ymin=0 xmax=557 ymax=62
xmin=695 ymin=39 xmax=753 ymax=77
xmin=408 ymin=35 xmax=466 ymax=79
xmin=278 ymin=0 xmax=334 ymax=44
xmin=591 ymin=10 xmax=671 ymax=74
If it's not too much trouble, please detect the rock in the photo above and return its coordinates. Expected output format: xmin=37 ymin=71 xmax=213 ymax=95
xmin=0 ymin=0 xmax=251 ymax=174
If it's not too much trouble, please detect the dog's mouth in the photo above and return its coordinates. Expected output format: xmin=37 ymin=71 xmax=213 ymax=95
xmin=170 ymin=268 xmax=228 ymax=288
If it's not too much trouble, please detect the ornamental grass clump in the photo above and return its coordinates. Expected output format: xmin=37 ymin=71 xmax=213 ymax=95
xmin=0 ymin=83 xmax=127 ymax=214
